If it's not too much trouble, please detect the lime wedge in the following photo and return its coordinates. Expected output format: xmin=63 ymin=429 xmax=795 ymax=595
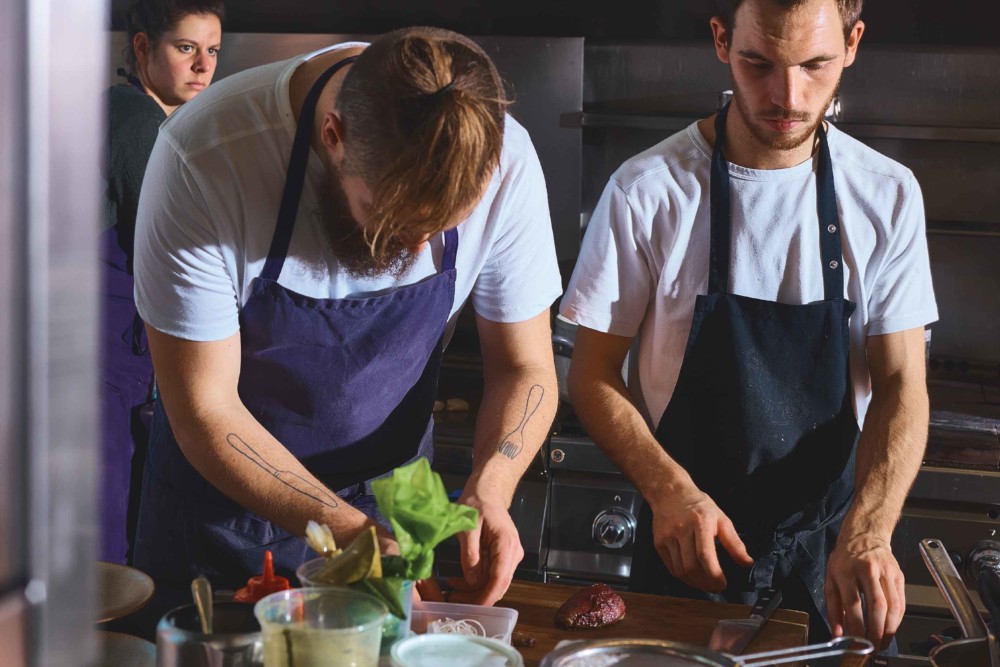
xmin=313 ymin=526 xmax=381 ymax=585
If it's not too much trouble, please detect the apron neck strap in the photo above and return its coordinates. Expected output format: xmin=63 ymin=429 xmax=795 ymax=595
xmin=814 ymin=122 xmax=844 ymax=301
xmin=442 ymin=227 xmax=459 ymax=272
xmin=709 ymin=102 xmax=844 ymax=300
xmin=262 ymin=54 xmax=360 ymax=282
xmin=709 ymin=106 xmax=733 ymax=295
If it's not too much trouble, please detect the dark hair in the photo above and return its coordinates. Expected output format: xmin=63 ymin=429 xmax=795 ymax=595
xmin=123 ymin=0 xmax=225 ymax=73
xmin=336 ymin=27 xmax=509 ymax=255
xmin=715 ymin=0 xmax=863 ymax=44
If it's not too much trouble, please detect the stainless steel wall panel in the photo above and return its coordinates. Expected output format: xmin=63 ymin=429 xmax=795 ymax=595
xmin=926 ymin=235 xmax=1000 ymax=363
xmin=839 ymin=47 xmax=1000 ymax=128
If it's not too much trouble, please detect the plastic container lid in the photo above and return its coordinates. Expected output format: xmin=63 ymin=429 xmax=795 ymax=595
xmin=391 ymin=633 xmax=524 ymax=667
xmin=233 ymin=550 xmax=290 ymax=603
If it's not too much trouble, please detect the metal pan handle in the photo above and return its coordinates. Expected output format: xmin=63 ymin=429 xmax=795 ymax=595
xmin=920 ymin=537 xmax=988 ymax=639
xmin=738 ymin=636 xmax=874 ymax=666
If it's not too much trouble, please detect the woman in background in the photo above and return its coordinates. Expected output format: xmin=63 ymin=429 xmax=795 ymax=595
xmin=101 ymin=0 xmax=224 ymax=564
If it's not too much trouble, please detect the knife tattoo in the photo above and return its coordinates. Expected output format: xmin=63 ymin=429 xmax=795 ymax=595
xmin=226 ymin=433 xmax=338 ymax=508
xmin=498 ymin=384 xmax=545 ymax=460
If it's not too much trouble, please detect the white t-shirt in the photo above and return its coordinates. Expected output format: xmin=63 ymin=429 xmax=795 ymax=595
xmin=560 ymin=122 xmax=938 ymax=429
xmin=135 ymin=43 xmax=561 ymax=343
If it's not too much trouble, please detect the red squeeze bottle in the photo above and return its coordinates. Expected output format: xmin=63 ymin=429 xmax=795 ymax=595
xmin=233 ymin=550 xmax=290 ymax=603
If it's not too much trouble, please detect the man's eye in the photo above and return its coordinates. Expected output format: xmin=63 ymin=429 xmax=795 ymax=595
xmin=178 ymin=45 xmax=194 ymax=54
xmin=803 ymin=63 xmax=825 ymax=71
xmin=208 ymin=48 xmax=220 ymax=56
xmin=747 ymin=61 xmax=770 ymax=70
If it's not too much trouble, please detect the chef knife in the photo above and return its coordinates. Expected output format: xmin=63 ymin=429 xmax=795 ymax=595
xmin=708 ymin=587 xmax=783 ymax=655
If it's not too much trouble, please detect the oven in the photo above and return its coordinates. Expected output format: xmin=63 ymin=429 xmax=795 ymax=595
xmin=544 ymin=430 xmax=641 ymax=588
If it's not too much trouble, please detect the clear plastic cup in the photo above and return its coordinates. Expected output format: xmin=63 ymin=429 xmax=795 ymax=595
xmin=297 ymin=556 xmax=414 ymax=653
xmin=254 ymin=587 xmax=387 ymax=667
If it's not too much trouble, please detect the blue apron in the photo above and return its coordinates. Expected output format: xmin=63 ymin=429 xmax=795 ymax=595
xmin=134 ymin=54 xmax=457 ymax=590
xmin=630 ymin=104 xmax=859 ymax=642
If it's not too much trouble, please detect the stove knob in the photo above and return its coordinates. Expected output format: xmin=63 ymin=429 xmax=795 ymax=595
xmin=969 ymin=540 xmax=1000 ymax=579
xmin=593 ymin=509 xmax=636 ymax=550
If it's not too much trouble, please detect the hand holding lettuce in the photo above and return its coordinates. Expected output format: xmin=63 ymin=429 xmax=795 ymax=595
xmin=372 ymin=457 xmax=479 ymax=580
xmin=303 ymin=457 xmax=478 ymax=619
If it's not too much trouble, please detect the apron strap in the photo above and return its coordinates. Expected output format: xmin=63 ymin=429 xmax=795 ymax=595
xmin=441 ymin=227 xmax=458 ymax=272
xmin=709 ymin=105 xmax=733 ymax=295
xmin=262 ymin=55 xmax=360 ymax=282
xmin=709 ymin=103 xmax=845 ymax=300
xmin=815 ymin=123 xmax=844 ymax=301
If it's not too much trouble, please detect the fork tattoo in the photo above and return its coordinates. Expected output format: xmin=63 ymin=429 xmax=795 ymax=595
xmin=498 ymin=384 xmax=545 ymax=460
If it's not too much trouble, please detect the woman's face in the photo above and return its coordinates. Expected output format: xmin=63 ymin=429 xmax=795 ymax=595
xmin=135 ymin=12 xmax=222 ymax=113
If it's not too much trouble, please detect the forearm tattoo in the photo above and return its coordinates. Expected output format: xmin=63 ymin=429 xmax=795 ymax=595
xmin=498 ymin=384 xmax=545 ymax=460
xmin=226 ymin=433 xmax=338 ymax=508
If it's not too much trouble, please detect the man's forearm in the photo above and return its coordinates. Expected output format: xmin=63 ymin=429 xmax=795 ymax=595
xmin=170 ymin=400 xmax=375 ymax=544
xmin=465 ymin=364 xmax=557 ymax=507
xmin=569 ymin=368 xmax=694 ymax=507
xmin=841 ymin=376 xmax=928 ymax=542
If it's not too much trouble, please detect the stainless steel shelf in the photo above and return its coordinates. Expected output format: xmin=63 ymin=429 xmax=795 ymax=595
xmin=562 ymin=111 xmax=1000 ymax=143
xmin=927 ymin=219 xmax=1000 ymax=237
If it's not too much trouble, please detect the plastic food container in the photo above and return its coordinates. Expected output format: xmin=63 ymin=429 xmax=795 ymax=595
xmin=391 ymin=633 xmax=524 ymax=667
xmin=296 ymin=556 xmax=414 ymax=652
xmin=254 ymin=587 xmax=386 ymax=667
xmin=411 ymin=601 xmax=519 ymax=645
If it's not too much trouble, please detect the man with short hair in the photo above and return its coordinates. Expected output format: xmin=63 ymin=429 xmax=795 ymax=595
xmin=561 ymin=0 xmax=935 ymax=649
xmin=133 ymin=27 xmax=561 ymax=607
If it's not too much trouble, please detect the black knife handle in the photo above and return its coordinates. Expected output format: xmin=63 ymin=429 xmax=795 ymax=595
xmin=979 ymin=569 xmax=1000 ymax=636
xmin=750 ymin=587 xmax=783 ymax=621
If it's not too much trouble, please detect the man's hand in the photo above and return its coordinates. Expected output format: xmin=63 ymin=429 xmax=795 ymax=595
xmin=650 ymin=483 xmax=753 ymax=592
xmin=374 ymin=524 xmax=401 ymax=558
xmin=448 ymin=495 xmax=524 ymax=605
xmin=825 ymin=534 xmax=905 ymax=650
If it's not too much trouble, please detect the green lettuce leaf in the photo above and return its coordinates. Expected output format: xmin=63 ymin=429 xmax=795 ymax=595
xmin=371 ymin=457 xmax=479 ymax=580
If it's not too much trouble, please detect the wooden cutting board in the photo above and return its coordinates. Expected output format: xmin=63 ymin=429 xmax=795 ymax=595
xmin=498 ymin=581 xmax=810 ymax=666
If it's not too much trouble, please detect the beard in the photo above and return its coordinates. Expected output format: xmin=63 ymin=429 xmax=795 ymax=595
xmin=731 ymin=75 xmax=839 ymax=153
xmin=316 ymin=163 xmax=418 ymax=280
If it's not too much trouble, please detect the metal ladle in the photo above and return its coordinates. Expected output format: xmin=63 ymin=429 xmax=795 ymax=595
xmin=191 ymin=576 xmax=213 ymax=635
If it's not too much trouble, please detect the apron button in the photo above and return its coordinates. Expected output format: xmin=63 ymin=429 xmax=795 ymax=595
xmin=829 ymin=260 xmax=839 ymax=269
xmin=827 ymin=224 xmax=837 ymax=233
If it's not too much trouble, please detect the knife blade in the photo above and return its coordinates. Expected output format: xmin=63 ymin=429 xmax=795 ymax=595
xmin=708 ymin=587 xmax=783 ymax=655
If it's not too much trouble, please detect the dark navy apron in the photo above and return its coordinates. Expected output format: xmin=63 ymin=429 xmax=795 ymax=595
xmin=134 ymin=54 xmax=456 ymax=591
xmin=630 ymin=103 xmax=860 ymax=642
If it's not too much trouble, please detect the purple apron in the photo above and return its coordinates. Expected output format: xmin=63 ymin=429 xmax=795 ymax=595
xmin=99 ymin=224 xmax=155 ymax=564
xmin=134 ymin=55 xmax=457 ymax=590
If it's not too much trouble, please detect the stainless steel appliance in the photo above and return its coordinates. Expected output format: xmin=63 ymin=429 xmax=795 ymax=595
xmin=544 ymin=424 xmax=641 ymax=587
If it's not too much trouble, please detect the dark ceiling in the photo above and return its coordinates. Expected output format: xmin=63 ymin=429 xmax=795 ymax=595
xmin=109 ymin=0 xmax=994 ymax=46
